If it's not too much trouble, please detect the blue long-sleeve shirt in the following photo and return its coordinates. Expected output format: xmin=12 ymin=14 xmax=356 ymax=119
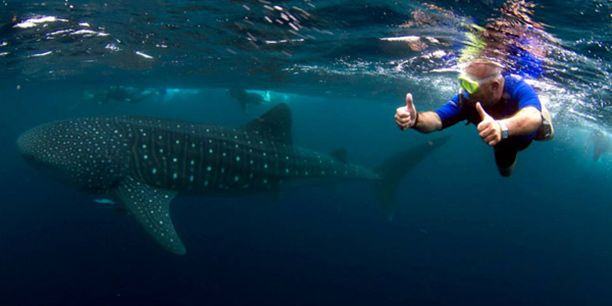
xmin=434 ymin=74 xmax=541 ymax=143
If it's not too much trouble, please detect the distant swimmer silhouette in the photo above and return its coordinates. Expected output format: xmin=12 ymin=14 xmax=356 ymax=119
xmin=83 ymin=86 xmax=163 ymax=105
xmin=228 ymin=87 xmax=265 ymax=111
xmin=395 ymin=59 xmax=554 ymax=177
xmin=591 ymin=130 xmax=610 ymax=161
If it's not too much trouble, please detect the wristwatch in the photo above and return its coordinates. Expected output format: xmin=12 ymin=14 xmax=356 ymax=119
xmin=497 ymin=120 xmax=509 ymax=139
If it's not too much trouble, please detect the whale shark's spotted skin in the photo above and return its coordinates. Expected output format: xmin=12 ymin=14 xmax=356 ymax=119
xmin=17 ymin=104 xmax=380 ymax=254
xmin=19 ymin=117 xmax=377 ymax=193
xmin=126 ymin=118 xmax=376 ymax=194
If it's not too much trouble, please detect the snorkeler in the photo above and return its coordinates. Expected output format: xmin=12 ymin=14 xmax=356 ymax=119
xmin=394 ymin=59 xmax=554 ymax=177
xmin=228 ymin=87 xmax=265 ymax=111
xmin=591 ymin=130 xmax=610 ymax=162
xmin=83 ymin=85 xmax=160 ymax=105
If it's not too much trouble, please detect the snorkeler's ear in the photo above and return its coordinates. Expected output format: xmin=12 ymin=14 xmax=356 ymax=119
xmin=491 ymin=81 xmax=500 ymax=91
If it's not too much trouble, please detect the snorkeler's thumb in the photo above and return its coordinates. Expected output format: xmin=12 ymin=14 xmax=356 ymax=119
xmin=405 ymin=93 xmax=414 ymax=112
xmin=406 ymin=93 xmax=416 ymax=116
xmin=476 ymin=102 xmax=490 ymax=121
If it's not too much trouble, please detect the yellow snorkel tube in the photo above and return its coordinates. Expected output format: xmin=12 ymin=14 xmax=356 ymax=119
xmin=458 ymin=23 xmax=487 ymax=64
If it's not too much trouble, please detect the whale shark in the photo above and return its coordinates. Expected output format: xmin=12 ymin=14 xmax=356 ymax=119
xmin=18 ymin=104 xmax=448 ymax=254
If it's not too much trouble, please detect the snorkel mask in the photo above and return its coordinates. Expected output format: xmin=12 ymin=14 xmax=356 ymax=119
xmin=457 ymin=72 xmax=502 ymax=96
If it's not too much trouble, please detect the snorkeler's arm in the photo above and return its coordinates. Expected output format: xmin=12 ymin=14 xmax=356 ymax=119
xmin=500 ymin=80 xmax=544 ymax=136
xmin=396 ymin=93 xmax=461 ymax=133
xmin=498 ymin=106 xmax=542 ymax=136
xmin=412 ymin=111 xmax=443 ymax=133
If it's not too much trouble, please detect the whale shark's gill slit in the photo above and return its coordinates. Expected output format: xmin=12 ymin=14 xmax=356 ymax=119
xmin=130 ymin=128 xmax=145 ymax=182
xmin=181 ymin=133 xmax=191 ymax=186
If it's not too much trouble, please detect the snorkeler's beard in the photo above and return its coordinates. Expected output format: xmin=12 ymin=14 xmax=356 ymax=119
xmin=471 ymin=93 xmax=496 ymax=107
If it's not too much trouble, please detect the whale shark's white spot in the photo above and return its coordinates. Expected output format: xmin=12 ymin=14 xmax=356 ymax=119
xmin=152 ymin=168 xmax=158 ymax=174
xmin=206 ymin=166 xmax=212 ymax=171
xmin=236 ymin=156 xmax=240 ymax=162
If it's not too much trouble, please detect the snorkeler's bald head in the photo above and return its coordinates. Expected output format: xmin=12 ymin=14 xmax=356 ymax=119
xmin=464 ymin=59 xmax=503 ymax=79
xmin=461 ymin=59 xmax=506 ymax=105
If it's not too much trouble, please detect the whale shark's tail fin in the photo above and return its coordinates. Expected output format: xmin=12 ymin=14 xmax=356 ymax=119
xmin=374 ymin=136 xmax=450 ymax=219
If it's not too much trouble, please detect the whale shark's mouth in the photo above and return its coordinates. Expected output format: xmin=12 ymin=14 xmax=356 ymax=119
xmin=16 ymin=133 xmax=30 ymax=155
xmin=17 ymin=129 xmax=60 ymax=176
xmin=17 ymin=127 xmax=45 ymax=157
xmin=17 ymin=133 xmax=40 ymax=166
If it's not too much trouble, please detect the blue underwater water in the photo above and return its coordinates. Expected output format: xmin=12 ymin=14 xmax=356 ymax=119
xmin=0 ymin=1 xmax=611 ymax=305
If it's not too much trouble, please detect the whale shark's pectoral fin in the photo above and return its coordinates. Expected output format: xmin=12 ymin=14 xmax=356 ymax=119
xmin=113 ymin=176 xmax=186 ymax=255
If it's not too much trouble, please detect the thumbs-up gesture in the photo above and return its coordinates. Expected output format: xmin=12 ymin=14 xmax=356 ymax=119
xmin=476 ymin=102 xmax=502 ymax=146
xmin=395 ymin=93 xmax=418 ymax=130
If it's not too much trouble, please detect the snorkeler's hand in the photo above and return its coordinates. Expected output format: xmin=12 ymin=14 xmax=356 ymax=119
xmin=395 ymin=93 xmax=417 ymax=130
xmin=476 ymin=102 xmax=502 ymax=146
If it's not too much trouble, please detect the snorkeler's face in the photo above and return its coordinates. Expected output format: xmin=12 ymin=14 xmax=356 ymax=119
xmin=462 ymin=78 xmax=499 ymax=107
xmin=472 ymin=82 xmax=494 ymax=105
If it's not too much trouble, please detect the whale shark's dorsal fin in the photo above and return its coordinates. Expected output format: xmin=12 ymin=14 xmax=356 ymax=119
xmin=242 ymin=103 xmax=292 ymax=144
xmin=113 ymin=176 xmax=186 ymax=255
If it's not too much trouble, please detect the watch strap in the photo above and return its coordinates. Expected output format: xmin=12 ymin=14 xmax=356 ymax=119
xmin=497 ymin=120 xmax=509 ymax=139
